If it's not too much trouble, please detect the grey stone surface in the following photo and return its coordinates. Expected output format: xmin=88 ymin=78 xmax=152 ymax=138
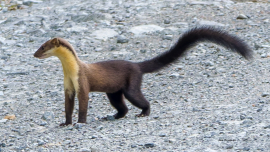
xmin=0 ymin=0 xmax=269 ymax=151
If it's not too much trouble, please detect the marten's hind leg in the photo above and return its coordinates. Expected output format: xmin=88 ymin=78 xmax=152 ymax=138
xmin=106 ymin=90 xmax=128 ymax=119
xmin=123 ymin=75 xmax=150 ymax=117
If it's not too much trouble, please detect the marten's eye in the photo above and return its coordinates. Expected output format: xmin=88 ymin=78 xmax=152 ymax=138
xmin=41 ymin=46 xmax=44 ymax=50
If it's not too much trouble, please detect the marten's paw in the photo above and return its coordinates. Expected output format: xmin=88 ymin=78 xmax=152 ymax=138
xmin=59 ymin=122 xmax=71 ymax=126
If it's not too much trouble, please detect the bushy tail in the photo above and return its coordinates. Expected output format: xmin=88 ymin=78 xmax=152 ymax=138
xmin=138 ymin=26 xmax=253 ymax=73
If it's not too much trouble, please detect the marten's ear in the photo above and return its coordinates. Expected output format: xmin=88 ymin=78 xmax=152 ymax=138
xmin=51 ymin=38 xmax=60 ymax=47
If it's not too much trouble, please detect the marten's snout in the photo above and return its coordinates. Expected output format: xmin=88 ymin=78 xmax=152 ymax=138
xmin=33 ymin=52 xmax=38 ymax=58
xmin=33 ymin=50 xmax=41 ymax=58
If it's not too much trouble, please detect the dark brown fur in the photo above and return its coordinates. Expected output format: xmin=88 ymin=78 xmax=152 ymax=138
xmin=34 ymin=27 xmax=253 ymax=125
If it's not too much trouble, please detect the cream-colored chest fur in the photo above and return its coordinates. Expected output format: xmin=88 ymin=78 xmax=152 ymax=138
xmin=53 ymin=46 xmax=80 ymax=95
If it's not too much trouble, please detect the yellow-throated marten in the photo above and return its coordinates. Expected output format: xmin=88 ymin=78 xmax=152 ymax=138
xmin=34 ymin=27 xmax=253 ymax=126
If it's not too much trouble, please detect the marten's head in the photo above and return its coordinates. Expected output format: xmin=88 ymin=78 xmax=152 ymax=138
xmin=34 ymin=38 xmax=77 ymax=59
xmin=34 ymin=38 xmax=61 ymax=59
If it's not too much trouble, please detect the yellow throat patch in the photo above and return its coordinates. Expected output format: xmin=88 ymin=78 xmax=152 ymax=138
xmin=53 ymin=46 xmax=80 ymax=95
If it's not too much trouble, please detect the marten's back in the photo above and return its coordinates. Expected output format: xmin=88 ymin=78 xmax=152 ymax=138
xmin=83 ymin=60 xmax=141 ymax=93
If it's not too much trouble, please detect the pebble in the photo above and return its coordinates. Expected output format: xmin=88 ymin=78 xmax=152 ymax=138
xmin=261 ymin=93 xmax=269 ymax=97
xmin=198 ymin=20 xmax=225 ymax=27
xmin=39 ymin=121 xmax=47 ymax=126
xmin=169 ymin=73 xmax=180 ymax=79
xmin=243 ymin=147 xmax=250 ymax=151
xmin=226 ymin=145 xmax=233 ymax=149
xmin=0 ymin=119 xmax=7 ymax=123
xmin=264 ymin=125 xmax=270 ymax=129
xmin=159 ymin=133 xmax=166 ymax=137
xmin=140 ymin=49 xmax=146 ymax=53
xmin=37 ymin=140 xmax=45 ymax=146
xmin=168 ymin=139 xmax=176 ymax=143
xmin=2 ymin=7 xmax=8 ymax=13
xmin=237 ymin=14 xmax=248 ymax=19
xmin=80 ymin=148 xmax=91 ymax=152
xmin=144 ymin=143 xmax=155 ymax=148
xmin=63 ymin=140 xmax=71 ymax=145
xmin=240 ymin=114 xmax=246 ymax=120
xmin=162 ymin=35 xmax=173 ymax=40
xmin=131 ymin=144 xmax=137 ymax=148
xmin=74 ymin=123 xmax=83 ymax=129
xmin=41 ymin=111 xmax=54 ymax=120
xmin=129 ymin=25 xmax=164 ymax=36
xmin=261 ymin=53 xmax=268 ymax=58
xmin=106 ymin=115 xmax=115 ymax=121
xmin=164 ymin=19 xmax=170 ymax=24
xmin=91 ymin=29 xmax=118 ymax=40
xmin=117 ymin=35 xmax=129 ymax=43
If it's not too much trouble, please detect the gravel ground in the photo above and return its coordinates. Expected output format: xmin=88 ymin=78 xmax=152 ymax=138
xmin=0 ymin=0 xmax=270 ymax=151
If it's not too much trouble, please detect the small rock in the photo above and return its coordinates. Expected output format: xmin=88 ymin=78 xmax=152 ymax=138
xmin=237 ymin=14 xmax=248 ymax=19
xmin=23 ymin=0 xmax=43 ymax=6
xmin=0 ymin=143 xmax=6 ymax=147
xmin=39 ymin=121 xmax=47 ymax=126
xmin=37 ymin=140 xmax=45 ymax=146
xmin=2 ymin=7 xmax=8 ymax=13
xmin=91 ymin=135 xmax=97 ymax=139
xmin=91 ymin=29 xmax=118 ymax=40
xmin=91 ymin=148 xmax=98 ymax=152
xmin=159 ymin=133 xmax=166 ymax=137
xmin=66 ymin=126 xmax=73 ymax=130
xmin=153 ymin=116 xmax=159 ymax=119
xmin=106 ymin=115 xmax=115 ymax=121
xmin=169 ymin=73 xmax=179 ymax=79
xmin=80 ymin=148 xmax=91 ymax=152
xmin=131 ymin=144 xmax=137 ymax=148
xmin=16 ymin=43 xmax=24 ymax=47
xmin=6 ymin=72 xmax=29 ymax=75
xmin=129 ymin=25 xmax=164 ymax=36
xmin=205 ymin=61 xmax=214 ymax=66
xmin=226 ymin=145 xmax=233 ymax=149
xmin=240 ymin=114 xmax=246 ymax=120
xmin=63 ymin=140 xmax=71 ymax=144
xmin=229 ymin=85 xmax=234 ymax=88
xmin=264 ymin=125 xmax=270 ymax=129
xmin=117 ymin=35 xmax=129 ymax=43
xmin=1 ymin=56 xmax=8 ymax=60
xmin=261 ymin=93 xmax=269 ymax=97
xmin=241 ymin=120 xmax=253 ymax=127
xmin=198 ymin=20 xmax=225 ymax=27
xmin=164 ymin=20 xmax=170 ymax=24
xmin=243 ymin=147 xmax=250 ymax=151
xmin=261 ymin=54 xmax=267 ymax=58
xmin=140 ymin=49 xmax=146 ymax=53
xmin=0 ymin=91 xmax=3 ymax=96
xmin=41 ymin=111 xmax=54 ymax=120
xmin=95 ymin=48 xmax=103 ymax=52
xmin=144 ymin=143 xmax=155 ymax=148
xmin=162 ymin=35 xmax=173 ymax=40
xmin=0 ymin=119 xmax=7 ymax=123
xmin=74 ymin=123 xmax=83 ymax=129
xmin=169 ymin=139 xmax=176 ymax=143
xmin=254 ymin=43 xmax=261 ymax=50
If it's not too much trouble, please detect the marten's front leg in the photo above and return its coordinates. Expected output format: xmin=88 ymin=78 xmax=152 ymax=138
xmin=60 ymin=90 xmax=75 ymax=126
xmin=77 ymin=86 xmax=89 ymax=123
